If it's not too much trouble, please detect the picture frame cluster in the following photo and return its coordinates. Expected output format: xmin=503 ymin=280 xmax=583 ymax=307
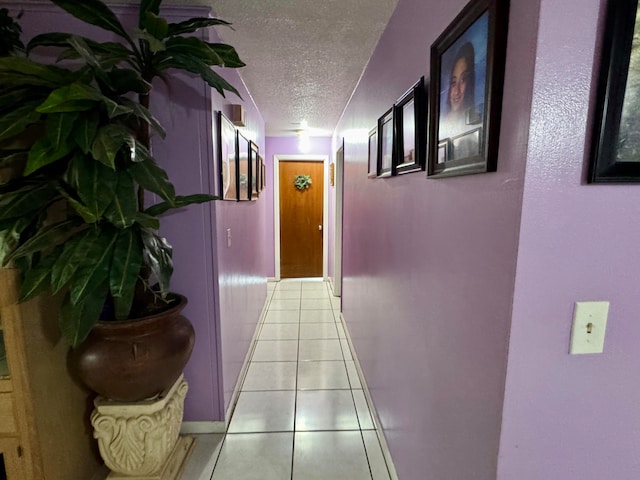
xmin=368 ymin=0 xmax=510 ymax=179
xmin=217 ymin=111 xmax=265 ymax=201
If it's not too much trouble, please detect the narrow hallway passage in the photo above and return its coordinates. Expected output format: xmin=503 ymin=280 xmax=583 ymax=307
xmin=190 ymin=279 xmax=393 ymax=479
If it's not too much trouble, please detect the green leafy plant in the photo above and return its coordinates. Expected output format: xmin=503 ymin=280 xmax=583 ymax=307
xmin=0 ymin=0 xmax=244 ymax=346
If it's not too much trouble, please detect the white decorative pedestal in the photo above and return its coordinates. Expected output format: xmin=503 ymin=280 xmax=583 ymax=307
xmin=91 ymin=375 xmax=194 ymax=479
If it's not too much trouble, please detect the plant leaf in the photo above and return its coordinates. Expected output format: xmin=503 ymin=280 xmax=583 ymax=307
xmin=0 ymin=57 xmax=75 ymax=88
xmin=144 ymin=193 xmax=216 ymax=217
xmin=156 ymin=53 xmax=240 ymax=98
xmin=167 ymin=17 xmax=232 ymax=36
xmin=51 ymin=230 xmax=92 ymax=292
xmin=36 ymin=82 xmax=102 ymax=114
xmin=30 ymin=34 xmax=135 ymax=67
xmin=128 ymin=157 xmax=176 ymax=203
xmin=206 ymin=43 xmax=246 ymax=68
xmin=142 ymin=12 xmax=169 ymax=40
xmin=3 ymin=219 xmax=81 ymax=266
xmin=0 ymin=183 xmax=55 ymax=220
xmin=140 ymin=0 xmax=161 ymax=20
xmin=0 ymin=101 xmax=42 ymax=143
xmin=101 ymin=68 xmax=151 ymax=95
xmin=19 ymin=247 xmax=62 ymax=301
xmin=119 ymin=98 xmax=165 ymax=138
xmin=24 ymin=136 xmax=74 ymax=176
xmin=104 ymin=172 xmax=137 ymax=228
xmin=74 ymin=111 xmax=100 ymax=153
xmin=91 ymin=124 xmax=135 ymax=169
xmin=57 ymin=187 xmax=99 ymax=223
xmin=49 ymin=0 xmax=133 ymax=44
xmin=60 ymin=286 xmax=107 ymax=347
xmin=110 ymin=228 xmax=143 ymax=319
xmin=69 ymin=227 xmax=118 ymax=305
xmin=163 ymin=37 xmax=226 ymax=66
xmin=0 ymin=217 xmax=32 ymax=266
xmin=141 ymin=228 xmax=172 ymax=296
xmin=66 ymin=154 xmax=118 ymax=219
xmin=65 ymin=36 xmax=101 ymax=69
xmin=45 ymin=112 xmax=79 ymax=151
xmin=133 ymin=212 xmax=160 ymax=229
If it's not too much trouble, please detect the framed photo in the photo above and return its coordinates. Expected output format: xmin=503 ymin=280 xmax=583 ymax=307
xmin=237 ymin=132 xmax=250 ymax=201
xmin=589 ymin=0 xmax=640 ymax=182
xmin=427 ymin=0 xmax=510 ymax=178
xmin=393 ymin=77 xmax=427 ymax=175
xmin=217 ymin=111 xmax=238 ymax=201
xmin=377 ymin=107 xmax=394 ymax=177
xmin=250 ymin=141 xmax=259 ymax=199
xmin=368 ymin=127 xmax=378 ymax=178
xmin=261 ymin=158 xmax=266 ymax=190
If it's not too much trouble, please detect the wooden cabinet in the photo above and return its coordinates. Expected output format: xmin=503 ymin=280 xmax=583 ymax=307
xmin=0 ymin=269 xmax=102 ymax=480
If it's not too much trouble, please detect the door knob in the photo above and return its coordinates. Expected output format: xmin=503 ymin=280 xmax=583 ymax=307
xmin=318 ymin=225 xmax=323 ymax=231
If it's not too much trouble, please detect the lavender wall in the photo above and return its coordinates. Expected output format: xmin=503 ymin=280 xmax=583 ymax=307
xmin=334 ymin=0 xmax=539 ymax=478
xmin=497 ymin=0 xmax=640 ymax=478
xmin=264 ymin=136 xmax=333 ymax=278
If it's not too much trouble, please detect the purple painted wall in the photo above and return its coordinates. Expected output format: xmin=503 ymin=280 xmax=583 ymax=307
xmin=264 ymin=136 xmax=333 ymax=278
xmin=10 ymin=3 xmax=267 ymax=422
xmin=497 ymin=0 xmax=640 ymax=478
xmin=334 ymin=0 xmax=539 ymax=478
xmin=157 ymin=17 xmax=267 ymax=420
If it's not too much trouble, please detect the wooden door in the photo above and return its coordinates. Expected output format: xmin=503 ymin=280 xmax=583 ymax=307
xmin=279 ymin=161 xmax=324 ymax=278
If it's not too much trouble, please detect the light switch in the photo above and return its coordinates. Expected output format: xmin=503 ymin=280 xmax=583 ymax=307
xmin=226 ymin=228 xmax=232 ymax=247
xmin=570 ymin=301 xmax=609 ymax=354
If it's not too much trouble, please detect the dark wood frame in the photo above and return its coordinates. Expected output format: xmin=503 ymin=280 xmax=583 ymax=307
xmin=368 ymin=127 xmax=378 ymax=178
xmin=427 ymin=0 xmax=509 ymax=178
xmin=588 ymin=0 xmax=640 ymax=183
xmin=249 ymin=141 xmax=259 ymax=199
xmin=217 ymin=111 xmax=238 ymax=201
xmin=377 ymin=107 xmax=394 ymax=178
xmin=393 ymin=77 xmax=427 ymax=175
xmin=237 ymin=132 xmax=250 ymax=201
xmin=260 ymin=157 xmax=266 ymax=190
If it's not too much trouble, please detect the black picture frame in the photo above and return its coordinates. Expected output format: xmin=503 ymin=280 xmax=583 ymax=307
xmin=249 ymin=141 xmax=259 ymax=199
xmin=377 ymin=107 xmax=394 ymax=177
xmin=261 ymin=157 xmax=266 ymax=191
xmin=427 ymin=0 xmax=510 ymax=178
xmin=368 ymin=127 xmax=378 ymax=178
xmin=258 ymin=155 xmax=265 ymax=191
xmin=588 ymin=0 xmax=640 ymax=183
xmin=217 ymin=111 xmax=238 ymax=201
xmin=393 ymin=77 xmax=427 ymax=175
xmin=237 ymin=132 xmax=250 ymax=201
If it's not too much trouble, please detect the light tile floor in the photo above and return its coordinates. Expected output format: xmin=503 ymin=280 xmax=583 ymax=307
xmin=192 ymin=278 xmax=392 ymax=480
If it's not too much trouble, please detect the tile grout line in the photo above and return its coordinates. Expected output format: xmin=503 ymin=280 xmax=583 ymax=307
xmin=290 ymin=281 xmax=302 ymax=480
xmin=210 ymin=283 xmax=277 ymax=479
xmin=332 ymin=287 xmax=375 ymax=480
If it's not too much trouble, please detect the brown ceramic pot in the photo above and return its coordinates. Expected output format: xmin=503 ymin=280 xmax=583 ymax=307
xmin=72 ymin=294 xmax=195 ymax=402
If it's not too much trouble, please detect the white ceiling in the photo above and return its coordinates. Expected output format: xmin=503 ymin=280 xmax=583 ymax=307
xmin=206 ymin=0 xmax=399 ymax=137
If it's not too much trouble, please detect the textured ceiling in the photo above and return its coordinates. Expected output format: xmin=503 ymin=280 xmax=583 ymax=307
xmin=205 ymin=0 xmax=399 ymax=137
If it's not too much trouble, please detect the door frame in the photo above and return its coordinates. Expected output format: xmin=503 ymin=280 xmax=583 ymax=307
xmin=332 ymin=141 xmax=344 ymax=296
xmin=274 ymin=154 xmax=329 ymax=281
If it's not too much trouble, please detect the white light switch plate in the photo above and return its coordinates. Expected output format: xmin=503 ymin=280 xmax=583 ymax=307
xmin=226 ymin=228 xmax=232 ymax=247
xmin=570 ymin=301 xmax=609 ymax=354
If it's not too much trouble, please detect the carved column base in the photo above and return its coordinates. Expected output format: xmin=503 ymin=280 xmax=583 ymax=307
xmin=91 ymin=375 xmax=194 ymax=479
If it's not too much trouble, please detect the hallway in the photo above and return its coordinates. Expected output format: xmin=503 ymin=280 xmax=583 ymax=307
xmin=184 ymin=279 xmax=393 ymax=479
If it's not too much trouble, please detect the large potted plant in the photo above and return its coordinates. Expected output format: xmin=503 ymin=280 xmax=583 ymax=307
xmin=0 ymin=0 xmax=244 ymax=402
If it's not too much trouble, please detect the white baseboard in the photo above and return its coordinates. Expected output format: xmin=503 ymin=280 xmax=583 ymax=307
xmin=267 ymin=277 xmax=277 ymax=283
xmin=180 ymin=421 xmax=226 ymax=434
xmin=224 ymin=292 xmax=271 ymax=425
xmin=338 ymin=312 xmax=399 ymax=480
xmin=328 ymin=277 xmax=335 ymax=294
